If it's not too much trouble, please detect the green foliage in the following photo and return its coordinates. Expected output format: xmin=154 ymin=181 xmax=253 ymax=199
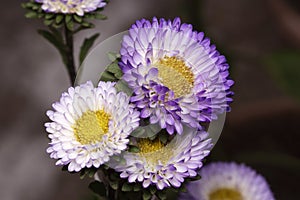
xmin=99 ymin=53 xmax=123 ymax=82
xmin=265 ymin=51 xmax=300 ymax=101
xmin=79 ymin=33 xmax=100 ymax=65
xmin=89 ymin=181 xmax=108 ymax=199
xmin=37 ymin=29 xmax=68 ymax=66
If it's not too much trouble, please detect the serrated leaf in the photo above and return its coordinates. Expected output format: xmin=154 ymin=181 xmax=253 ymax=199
xmin=79 ymin=33 xmax=100 ymax=65
xmin=89 ymin=181 xmax=107 ymax=197
xmin=121 ymin=183 xmax=133 ymax=192
xmin=25 ymin=11 xmax=38 ymax=19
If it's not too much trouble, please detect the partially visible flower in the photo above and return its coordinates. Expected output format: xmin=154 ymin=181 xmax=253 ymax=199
xmin=45 ymin=81 xmax=139 ymax=172
xmin=181 ymin=162 xmax=275 ymax=200
xmin=120 ymin=17 xmax=234 ymax=135
xmin=114 ymin=127 xmax=212 ymax=190
xmin=35 ymin=0 xmax=107 ymax=16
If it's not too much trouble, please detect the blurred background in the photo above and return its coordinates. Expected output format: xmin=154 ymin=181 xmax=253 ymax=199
xmin=1 ymin=0 xmax=299 ymax=199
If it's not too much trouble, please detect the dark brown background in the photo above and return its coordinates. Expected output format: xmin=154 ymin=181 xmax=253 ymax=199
xmin=0 ymin=0 xmax=299 ymax=199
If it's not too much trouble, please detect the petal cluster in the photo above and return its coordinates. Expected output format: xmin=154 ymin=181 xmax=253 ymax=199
xmin=181 ymin=162 xmax=275 ymax=200
xmin=35 ymin=0 xmax=106 ymax=16
xmin=114 ymin=127 xmax=212 ymax=190
xmin=120 ymin=17 xmax=234 ymax=134
xmin=45 ymin=81 xmax=139 ymax=172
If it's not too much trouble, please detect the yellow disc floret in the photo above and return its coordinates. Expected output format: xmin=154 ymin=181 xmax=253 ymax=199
xmin=209 ymin=188 xmax=243 ymax=200
xmin=156 ymin=56 xmax=194 ymax=98
xmin=73 ymin=110 xmax=111 ymax=145
xmin=138 ymin=138 xmax=172 ymax=166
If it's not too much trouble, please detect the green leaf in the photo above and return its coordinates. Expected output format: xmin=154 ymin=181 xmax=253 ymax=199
xmin=128 ymin=145 xmax=140 ymax=153
xmin=158 ymin=132 xmax=168 ymax=144
xmin=107 ymin=52 xmax=120 ymax=61
xmin=265 ymin=51 xmax=300 ymax=101
xmin=121 ymin=183 xmax=133 ymax=192
xmin=109 ymin=181 xmax=119 ymax=190
xmin=157 ymin=191 xmax=167 ymax=200
xmin=95 ymin=13 xmax=107 ymax=20
xmin=65 ymin=15 xmax=72 ymax=23
xmin=66 ymin=20 xmax=74 ymax=31
xmin=25 ymin=11 xmax=38 ymax=19
xmin=45 ymin=13 xmax=54 ymax=20
xmin=149 ymin=187 xmax=157 ymax=195
xmin=142 ymin=191 xmax=152 ymax=200
xmin=79 ymin=33 xmax=100 ymax=65
xmin=44 ymin=19 xmax=53 ymax=26
xmin=89 ymin=181 xmax=107 ymax=197
xmin=73 ymin=14 xmax=83 ymax=23
xmin=115 ymin=80 xmax=132 ymax=96
xmin=99 ymin=71 xmax=117 ymax=82
xmin=37 ymin=29 xmax=68 ymax=66
xmin=55 ymin=15 xmax=64 ymax=24
xmin=133 ymin=184 xmax=142 ymax=192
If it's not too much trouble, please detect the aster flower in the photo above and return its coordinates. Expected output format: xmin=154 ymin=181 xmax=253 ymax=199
xmin=35 ymin=0 xmax=107 ymax=16
xmin=120 ymin=17 xmax=234 ymax=134
xmin=181 ymin=162 xmax=275 ymax=200
xmin=114 ymin=126 xmax=212 ymax=190
xmin=45 ymin=81 xmax=140 ymax=172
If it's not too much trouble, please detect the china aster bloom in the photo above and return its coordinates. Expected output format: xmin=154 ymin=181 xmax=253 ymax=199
xmin=45 ymin=81 xmax=139 ymax=172
xmin=120 ymin=17 xmax=234 ymax=134
xmin=114 ymin=127 xmax=212 ymax=190
xmin=35 ymin=0 xmax=107 ymax=16
xmin=180 ymin=162 xmax=275 ymax=200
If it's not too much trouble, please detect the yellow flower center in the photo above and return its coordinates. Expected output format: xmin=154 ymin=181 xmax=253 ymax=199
xmin=209 ymin=188 xmax=243 ymax=200
xmin=138 ymin=138 xmax=172 ymax=165
xmin=73 ymin=110 xmax=111 ymax=145
xmin=156 ymin=56 xmax=194 ymax=98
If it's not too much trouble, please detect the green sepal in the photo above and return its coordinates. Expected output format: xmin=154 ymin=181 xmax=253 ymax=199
xmin=73 ymin=14 xmax=83 ymax=23
xmin=44 ymin=19 xmax=53 ymax=26
xmin=94 ymin=13 xmax=107 ymax=20
xmin=55 ymin=15 xmax=64 ymax=24
xmin=128 ymin=145 xmax=140 ymax=153
xmin=25 ymin=11 xmax=38 ymax=19
xmin=142 ymin=190 xmax=152 ymax=200
xmin=79 ymin=33 xmax=100 ymax=65
xmin=89 ymin=181 xmax=108 ymax=198
xmin=157 ymin=190 xmax=167 ymax=200
xmin=133 ymin=184 xmax=142 ymax=192
xmin=109 ymin=180 xmax=119 ymax=190
xmin=121 ymin=183 xmax=133 ymax=192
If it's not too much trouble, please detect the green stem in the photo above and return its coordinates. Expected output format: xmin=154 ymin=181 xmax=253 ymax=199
xmin=64 ymin=23 xmax=76 ymax=86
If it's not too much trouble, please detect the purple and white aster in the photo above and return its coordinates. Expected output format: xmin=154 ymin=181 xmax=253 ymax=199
xmin=114 ymin=127 xmax=212 ymax=190
xmin=45 ymin=81 xmax=139 ymax=172
xmin=35 ymin=0 xmax=107 ymax=16
xmin=120 ymin=17 xmax=234 ymax=134
xmin=180 ymin=162 xmax=275 ymax=200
